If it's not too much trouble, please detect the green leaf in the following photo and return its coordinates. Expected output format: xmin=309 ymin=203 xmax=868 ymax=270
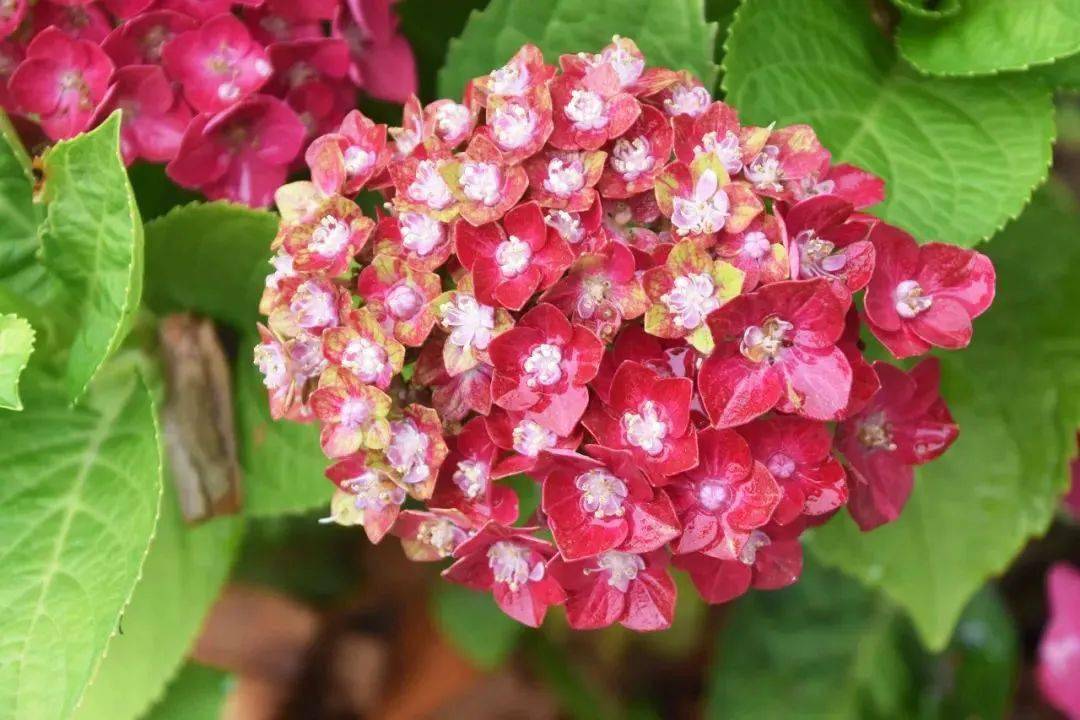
xmin=142 ymin=664 xmax=230 ymax=720
xmin=705 ymin=560 xmax=914 ymax=719
xmin=39 ymin=112 xmax=144 ymax=401
xmin=143 ymin=201 xmax=278 ymax=330
xmin=0 ymin=366 xmax=163 ymax=720
xmin=235 ymin=337 xmax=329 ymax=517
xmin=432 ymin=583 xmax=522 ymax=669
xmin=722 ymin=0 xmax=1054 ymax=247
xmin=0 ymin=113 xmax=54 ymax=306
xmin=0 ymin=314 xmax=34 ymax=410
xmin=889 ymin=0 xmax=962 ymax=19
xmin=1036 ymin=52 xmax=1080 ymax=92
xmin=438 ymin=0 xmax=718 ymax=99
xmin=809 ymin=184 xmax=1080 ymax=649
xmin=896 ymin=0 xmax=1080 ymax=76
xmin=73 ymin=477 xmax=243 ymax=720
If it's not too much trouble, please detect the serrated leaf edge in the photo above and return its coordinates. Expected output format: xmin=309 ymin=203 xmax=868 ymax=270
xmin=0 ymin=313 xmax=35 ymax=411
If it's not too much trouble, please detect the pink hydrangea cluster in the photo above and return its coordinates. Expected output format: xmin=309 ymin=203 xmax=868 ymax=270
xmin=256 ymin=39 xmax=997 ymax=630
xmin=0 ymin=0 xmax=416 ymax=206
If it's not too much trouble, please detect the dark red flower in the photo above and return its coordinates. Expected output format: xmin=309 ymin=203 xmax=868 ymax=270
xmin=698 ymin=278 xmax=853 ymax=427
xmin=865 ymin=223 xmax=995 ymax=358
xmin=549 ymin=61 xmax=640 ymax=151
xmin=485 ymin=408 xmax=581 ymax=478
xmin=429 ymin=417 xmax=519 ymax=526
xmin=103 ymin=10 xmax=196 ymax=65
xmin=548 ymin=549 xmax=675 ymax=631
xmin=597 ymin=105 xmax=673 ymax=199
xmin=783 ymin=194 xmax=875 ymax=293
xmin=673 ymin=521 xmax=803 ymax=603
xmin=391 ymin=508 xmax=472 ymax=562
xmin=582 ymin=361 xmax=698 ymax=480
xmin=443 ymin=522 xmax=566 ymax=627
xmin=837 ymin=359 xmax=958 ymax=530
xmin=414 ymin=337 xmax=493 ymax=422
xmin=93 ymin=65 xmax=192 ymax=165
xmin=523 ymin=146 xmax=606 ymax=212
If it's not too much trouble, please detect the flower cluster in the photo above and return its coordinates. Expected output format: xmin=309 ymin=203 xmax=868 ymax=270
xmin=0 ymin=0 xmax=416 ymax=206
xmin=256 ymin=38 xmax=996 ymax=630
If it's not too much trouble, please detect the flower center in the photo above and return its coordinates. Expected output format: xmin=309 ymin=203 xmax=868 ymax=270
xmin=408 ymin=159 xmax=453 ymax=209
xmin=661 ymin=272 xmax=719 ymax=330
xmin=344 ymin=469 xmax=404 ymax=511
xmin=385 ymin=282 xmax=423 ymax=320
xmin=254 ymin=342 xmax=287 ymax=389
xmin=453 ymin=459 xmax=489 ymax=500
xmin=544 ymin=156 xmax=587 ymax=197
xmin=575 ymin=469 xmax=629 ymax=518
xmin=339 ymin=396 xmax=372 ymax=428
xmin=696 ymin=130 xmax=743 ymax=175
xmin=522 ymin=343 xmax=563 ymax=388
xmin=341 ymin=336 xmax=387 ymax=383
xmin=545 ymin=210 xmax=584 ymax=243
xmin=594 ymin=551 xmax=644 ymax=592
xmin=857 ymin=415 xmax=897 ymax=451
xmin=601 ymin=39 xmax=644 ymax=87
xmin=416 ymin=518 xmax=463 ymax=558
xmin=344 ymin=145 xmax=375 ymax=176
xmin=565 ymin=89 xmax=607 ymax=130
xmin=610 ymin=137 xmax=653 ymax=180
xmin=767 ymin=452 xmax=796 ymax=479
xmin=697 ymin=480 xmax=729 ymax=511
xmin=621 ymin=400 xmax=667 ymax=456
xmin=487 ymin=541 xmax=545 ymax=591
xmin=512 ymin=420 xmax=557 ymax=457
xmin=894 ymin=280 xmax=932 ymax=318
xmin=440 ymin=295 xmax=496 ymax=350
xmin=386 ymin=419 xmax=430 ymax=484
xmin=671 ymin=170 xmax=730 ymax=236
xmin=738 ymin=530 xmax=770 ymax=565
xmin=664 ymin=84 xmax=710 ymax=117
xmin=745 ymin=145 xmax=781 ymax=190
xmin=489 ymin=61 xmax=529 ymax=96
xmin=796 ymin=230 xmax=848 ymax=279
xmin=460 ymin=161 xmax=502 ymax=206
xmin=740 ymin=316 xmax=793 ymax=363
xmin=577 ymin=275 xmax=612 ymax=319
xmin=490 ymin=102 xmax=537 ymax=150
xmin=290 ymin=280 xmax=337 ymax=329
xmin=435 ymin=102 xmax=470 ymax=142
xmin=495 ymin=234 xmax=533 ymax=277
xmin=310 ymin=215 xmax=351 ymax=257
xmin=289 ymin=332 xmax=327 ymax=379
xmin=399 ymin=211 xmax=445 ymax=256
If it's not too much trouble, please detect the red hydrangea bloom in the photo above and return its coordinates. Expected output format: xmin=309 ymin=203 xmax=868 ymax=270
xmin=355 ymin=254 xmax=440 ymax=347
xmin=442 ymin=135 xmax=529 ymax=226
xmin=382 ymin=403 xmax=448 ymax=500
xmin=642 ymin=239 xmax=744 ymax=352
xmin=655 ymin=156 xmax=763 ymax=239
xmin=715 ymin=212 xmax=789 ymax=291
xmin=478 ymin=87 xmax=554 ymax=164
xmin=162 ymin=13 xmax=272 ymax=114
xmin=1037 ymin=563 xmax=1080 ymax=719
xmin=784 ymin=194 xmax=875 ymax=293
xmin=9 ymin=27 xmax=114 ymax=140
xmin=325 ymin=451 xmax=404 ymax=544
xmin=739 ymin=415 xmax=847 ymax=524
xmin=93 ymin=64 xmax=192 ymax=164
xmin=321 ymin=306 xmax=404 ymax=390
xmin=443 ymin=522 xmax=565 ymax=627
xmin=673 ymin=521 xmax=803 ymax=603
xmin=102 ymin=10 xmax=196 ymax=65
xmin=32 ymin=1 xmax=111 ymax=42
xmin=309 ymin=366 xmax=392 ymax=458
xmin=372 ymin=210 xmax=452 ymax=272
xmin=413 ymin=338 xmax=493 ymax=422
xmin=744 ymin=124 xmax=829 ymax=200
xmin=582 ymin=361 xmax=698 ymax=480
xmin=267 ymin=37 xmax=350 ymax=96
xmin=672 ymin=100 xmax=767 ymax=176
xmin=423 ymin=98 xmax=477 ymax=152
xmin=548 ymin=549 xmax=675 ymax=631
xmin=488 ymin=303 xmax=603 ymax=436
xmin=650 ymin=72 xmax=710 ymax=119
xmin=473 ymin=44 xmax=555 ymax=105
xmin=167 ymin=95 xmax=305 ymax=206
xmin=432 ymin=287 xmax=513 ymax=376
xmin=787 ymin=154 xmax=885 ymax=211
xmin=667 ymin=428 xmax=779 ymax=559
xmin=305 ymin=109 xmax=390 ymax=197
xmin=430 ymin=417 xmax=519 ymax=526
xmin=865 ymin=223 xmax=995 ymax=358
xmin=484 ymin=408 xmax=581 ymax=478
xmin=523 ymin=147 xmax=606 ymax=212
xmin=391 ymin=509 xmax=471 ymax=562
xmin=549 ymin=60 xmax=639 ymax=151
xmin=698 ymin=278 xmax=853 ymax=427
xmin=281 ymin=194 xmax=374 ymax=275
xmin=541 ymin=446 xmax=680 ymax=560
xmin=837 ymin=307 xmax=881 ymax=420
xmin=332 ymin=0 xmax=417 ymax=104
xmin=837 ymin=359 xmax=957 ymax=530
xmin=597 ymin=104 xmax=673 ymax=198
xmin=454 ymin=201 xmax=573 ymax=310
xmin=590 ymin=324 xmax=697 ymax=406
xmin=540 ymin=239 xmax=648 ymax=343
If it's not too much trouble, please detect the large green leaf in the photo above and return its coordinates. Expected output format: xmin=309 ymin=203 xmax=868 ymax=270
xmin=433 ymin=583 xmax=523 ymax=669
xmin=0 ymin=113 xmax=54 ymax=306
xmin=0 ymin=366 xmax=163 ymax=720
xmin=73 ymin=478 xmax=243 ymax=720
xmin=438 ymin=0 xmax=719 ymax=99
xmin=39 ymin=113 xmax=144 ymax=401
xmin=0 ymin=314 xmax=33 ymax=410
xmin=722 ymin=0 xmax=1054 ymax=247
xmin=896 ymin=0 xmax=1080 ymax=76
xmin=142 ymin=664 xmax=230 ymax=720
xmin=143 ymin=201 xmax=278 ymax=331
xmin=706 ymin=561 xmax=913 ymax=719
xmin=235 ymin=338 xmax=329 ymax=517
xmin=810 ymin=184 xmax=1080 ymax=649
